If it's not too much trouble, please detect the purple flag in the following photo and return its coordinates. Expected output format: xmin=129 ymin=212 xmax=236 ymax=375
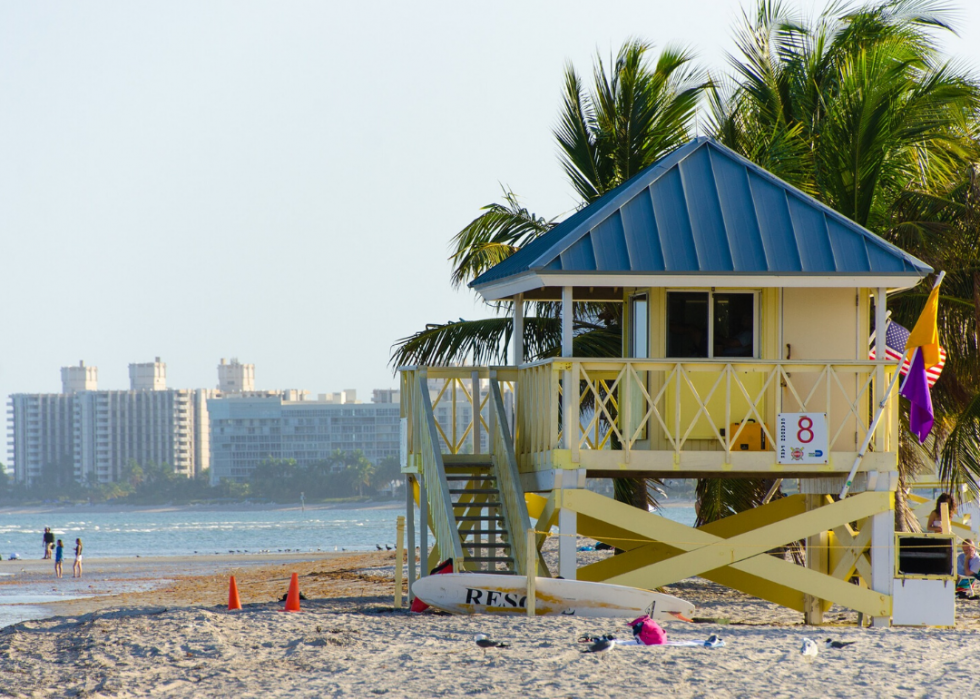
xmin=900 ymin=349 xmax=934 ymax=443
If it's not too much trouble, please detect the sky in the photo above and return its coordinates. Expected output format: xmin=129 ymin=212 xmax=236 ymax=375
xmin=4 ymin=1 xmax=980 ymax=459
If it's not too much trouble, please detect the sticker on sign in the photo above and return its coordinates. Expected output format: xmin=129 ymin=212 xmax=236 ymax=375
xmin=777 ymin=413 xmax=828 ymax=464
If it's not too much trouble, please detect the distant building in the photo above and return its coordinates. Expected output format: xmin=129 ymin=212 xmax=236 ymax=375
xmin=8 ymin=358 xmax=419 ymax=487
xmin=372 ymin=388 xmax=399 ymax=404
xmin=217 ymin=358 xmax=255 ymax=393
xmin=207 ymin=394 xmax=400 ymax=484
xmin=7 ymin=359 xmax=207 ymax=484
xmin=7 ymin=393 xmax=75 ymax=484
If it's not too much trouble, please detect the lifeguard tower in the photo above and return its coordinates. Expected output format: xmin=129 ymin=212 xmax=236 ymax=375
xmin=400 ymin=137 xmax=933 ymax=626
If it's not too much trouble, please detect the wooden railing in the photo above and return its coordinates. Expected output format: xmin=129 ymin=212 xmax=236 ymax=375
xmin=399 ymin=367 xmax=517 ymax=468
xmin=516 ymin=358 xmax=898 ymax=466
xmin=489 ymin=378 xmax=532 ymax=575
xmin=411 ymin=372 xmax=464 ymax=567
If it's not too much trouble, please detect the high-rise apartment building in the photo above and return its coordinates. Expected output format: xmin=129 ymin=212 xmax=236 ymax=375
xmin=7 ymin=393 xmax=75 ymax=483
xmin=7 ymin=359 xmax=207 ymax=484
xmin=8 ymin=357 xmax=411 ymax=487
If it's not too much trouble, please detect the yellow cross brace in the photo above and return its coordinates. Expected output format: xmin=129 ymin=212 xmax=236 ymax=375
xmin=560 ymin=489 xmax=892 ymax=617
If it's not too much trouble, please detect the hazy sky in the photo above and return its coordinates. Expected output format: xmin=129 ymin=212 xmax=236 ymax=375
xmin=4 ymin=1 xmax=980 ymax=458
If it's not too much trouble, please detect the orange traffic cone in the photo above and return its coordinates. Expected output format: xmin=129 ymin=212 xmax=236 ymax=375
xmin=228 ymin=576 xmax=242 ymax=611
xmin=284 ymin=572 xmax=301 ymax=612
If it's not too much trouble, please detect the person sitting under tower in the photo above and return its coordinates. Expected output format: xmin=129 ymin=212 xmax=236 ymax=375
xmin=957 ymin=539 xmax=980 ymax=599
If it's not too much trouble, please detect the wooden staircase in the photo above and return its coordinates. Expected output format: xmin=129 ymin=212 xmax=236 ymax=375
xmin=445 ymin=459 xmax=516 ymax=573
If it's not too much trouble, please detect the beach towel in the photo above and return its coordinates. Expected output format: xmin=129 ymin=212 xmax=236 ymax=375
xmin=613 ymin=637 xmax=725 ymax=648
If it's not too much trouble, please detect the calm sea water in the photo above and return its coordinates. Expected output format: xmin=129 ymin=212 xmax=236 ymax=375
xmin=0 ymin=504 xmax=697 ymax=628
xmin=0 ymin=504 xmax=697 ymax=560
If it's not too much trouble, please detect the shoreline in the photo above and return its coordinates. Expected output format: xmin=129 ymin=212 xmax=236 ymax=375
xmin=0 ymin=498 xmax=698 ymax=516
xmin=0 ymin=499 xmax=406 ymax=515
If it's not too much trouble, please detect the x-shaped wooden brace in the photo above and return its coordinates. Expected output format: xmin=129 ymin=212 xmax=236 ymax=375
xmin=558 ymin=489 xmax=892 ymax=617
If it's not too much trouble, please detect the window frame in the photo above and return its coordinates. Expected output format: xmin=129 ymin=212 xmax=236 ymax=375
xmin=665 ymin=289 xmax=760 ymax=359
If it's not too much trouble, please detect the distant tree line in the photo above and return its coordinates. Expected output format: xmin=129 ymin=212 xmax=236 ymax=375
xmin=0 ymin=451 xmax=403 ymax=505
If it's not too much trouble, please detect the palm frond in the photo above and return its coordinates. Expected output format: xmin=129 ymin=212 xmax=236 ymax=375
xmin=448 ymin=189 xmax=555 ymax=289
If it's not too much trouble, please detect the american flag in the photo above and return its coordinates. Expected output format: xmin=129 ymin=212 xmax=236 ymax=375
xmin=869 ymin=321 xmax=946 ymax=388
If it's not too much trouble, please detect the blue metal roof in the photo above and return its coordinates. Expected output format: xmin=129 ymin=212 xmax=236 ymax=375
xmin=470 ymin=137 xmax=931 ymax=292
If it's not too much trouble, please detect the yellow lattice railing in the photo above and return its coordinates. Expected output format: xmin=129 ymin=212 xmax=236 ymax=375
xmin=515 ymin=358 xmax=898 ymax=466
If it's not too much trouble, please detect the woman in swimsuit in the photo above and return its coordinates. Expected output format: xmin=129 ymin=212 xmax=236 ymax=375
xmin=73 ymin=538 xmax=83 ymax=578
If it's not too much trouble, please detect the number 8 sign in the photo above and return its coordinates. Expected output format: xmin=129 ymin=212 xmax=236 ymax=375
xmin=777 ymin=413 xmax=828 ymax=464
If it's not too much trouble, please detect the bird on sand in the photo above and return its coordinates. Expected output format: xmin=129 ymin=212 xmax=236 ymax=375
xmin=824 ymin=639 xmax=856 ymax=650
xmin=580 ymin=637 xmax=615 ymax=656
xmin=376 ymin=544 xmax=383 ymax=551
xmin=800 ymin=638 xmax=819 ymax=660
xmin=474 ymin=633 xmax=509 ymax=654
xmin=386 ymin=545 xmax=393 ymax=551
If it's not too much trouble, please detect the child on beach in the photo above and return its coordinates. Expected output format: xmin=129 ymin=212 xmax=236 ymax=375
xmin=73 ymin=539 xmax=83 ymax=578
xmin=54 ymin=540 xmax=64 ymax=578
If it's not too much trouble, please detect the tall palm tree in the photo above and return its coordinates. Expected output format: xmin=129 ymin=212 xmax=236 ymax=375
xmin=392 ymin=40 xmax=705 ymax=510
xmin=709 ymin=0 xmax=980 ymax=525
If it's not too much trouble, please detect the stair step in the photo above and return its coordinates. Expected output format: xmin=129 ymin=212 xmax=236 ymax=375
xmin=445 ymin=475 xmax=496 ymax=481
xmin=467 ymin=556 xmax=515 ymax=563
xmin=463 ymin=542 xmax=512 ymax=549
xmin=455 ymin=516 xmax=504 ymax=522
xmin=449 ymin=488 xmax=499 ymax=495
xmin=459 ymin=529 xmax=505 ymax=536
xmin=453 ymin=502 xmax=500 ymax=508
xmin=444 ymin=465 xmax=492 ymax=471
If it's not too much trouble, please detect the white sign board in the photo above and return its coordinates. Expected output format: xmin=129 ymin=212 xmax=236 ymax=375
xmin=777 ymin=412 xmax=828 ymax=464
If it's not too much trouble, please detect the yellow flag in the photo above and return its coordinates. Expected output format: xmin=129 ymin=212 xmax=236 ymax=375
xmin=905 ymin=278 xmax=942 ymax=369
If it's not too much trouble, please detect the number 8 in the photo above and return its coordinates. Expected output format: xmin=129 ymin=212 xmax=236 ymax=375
xmin=797 ymin=417 xmax=814 ymax=444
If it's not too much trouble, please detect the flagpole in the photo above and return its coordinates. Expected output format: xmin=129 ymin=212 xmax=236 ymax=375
xmin=839 ymin=271 xmax=945 ymax=499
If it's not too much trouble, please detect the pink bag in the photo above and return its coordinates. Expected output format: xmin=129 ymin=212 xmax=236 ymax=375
xmin=628 ymin=615 xmax=667 ymax=645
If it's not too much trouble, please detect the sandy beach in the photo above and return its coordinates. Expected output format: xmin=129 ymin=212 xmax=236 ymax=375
xmin=2 ymin=542 xmax=980 ymax=697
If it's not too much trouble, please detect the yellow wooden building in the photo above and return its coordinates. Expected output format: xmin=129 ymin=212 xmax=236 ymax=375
xmin=400 ymin=137 xmax=933 ymax=626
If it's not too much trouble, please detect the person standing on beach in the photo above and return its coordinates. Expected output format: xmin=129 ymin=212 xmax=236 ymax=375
xmin=73 ymin=539 xmax=83 ymax=578
xmin=42 ymin=528 xmax=54 ymax=559
xmin=54 ymin=540 xmax=64 ymax=578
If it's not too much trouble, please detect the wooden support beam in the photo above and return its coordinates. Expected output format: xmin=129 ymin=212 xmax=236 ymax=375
xmin=561 ymin=489 xmax=892 ymax=617
xmin=805 ymin=495 xmax=830 ymax=625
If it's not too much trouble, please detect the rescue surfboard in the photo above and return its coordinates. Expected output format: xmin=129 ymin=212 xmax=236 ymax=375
xmin=411 ymin=573 xmax=694 ymax=619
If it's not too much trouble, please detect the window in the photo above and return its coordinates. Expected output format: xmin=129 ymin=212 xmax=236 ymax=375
xmin=667 ymin=291 xmax=756 ymax=359
xmin=629 ymin=294 xmax=648 ymax=358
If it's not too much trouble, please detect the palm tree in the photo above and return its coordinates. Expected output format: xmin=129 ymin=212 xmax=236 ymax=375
xmin=392 ymin=40 xmax=705 ymax=511
xmin=392 ymin=39 xmax=704 ymax=370
xmin=709 ymin=0 xmax=980 ymax=525
xmin=888 ymin=168 xmax=980 ymax=515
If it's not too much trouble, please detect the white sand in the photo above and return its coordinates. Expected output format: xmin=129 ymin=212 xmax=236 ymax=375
xmin=2 ymin=545 xmax=979 ymax=697
xmin=2 ymin=596 xmax=977 ymax=698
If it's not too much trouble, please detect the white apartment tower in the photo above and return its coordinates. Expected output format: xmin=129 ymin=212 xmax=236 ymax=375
xmin=8 ymin=359 xmax=205 ymax=484
xmin=217 ymin=358 xmax=255 ymax=393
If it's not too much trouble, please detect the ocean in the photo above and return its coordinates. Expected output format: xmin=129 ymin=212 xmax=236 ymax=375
xmin=0 ymin=503 xmax=698 ymax=628
xmin=0 ymin=503 xmax=698 ymax=560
